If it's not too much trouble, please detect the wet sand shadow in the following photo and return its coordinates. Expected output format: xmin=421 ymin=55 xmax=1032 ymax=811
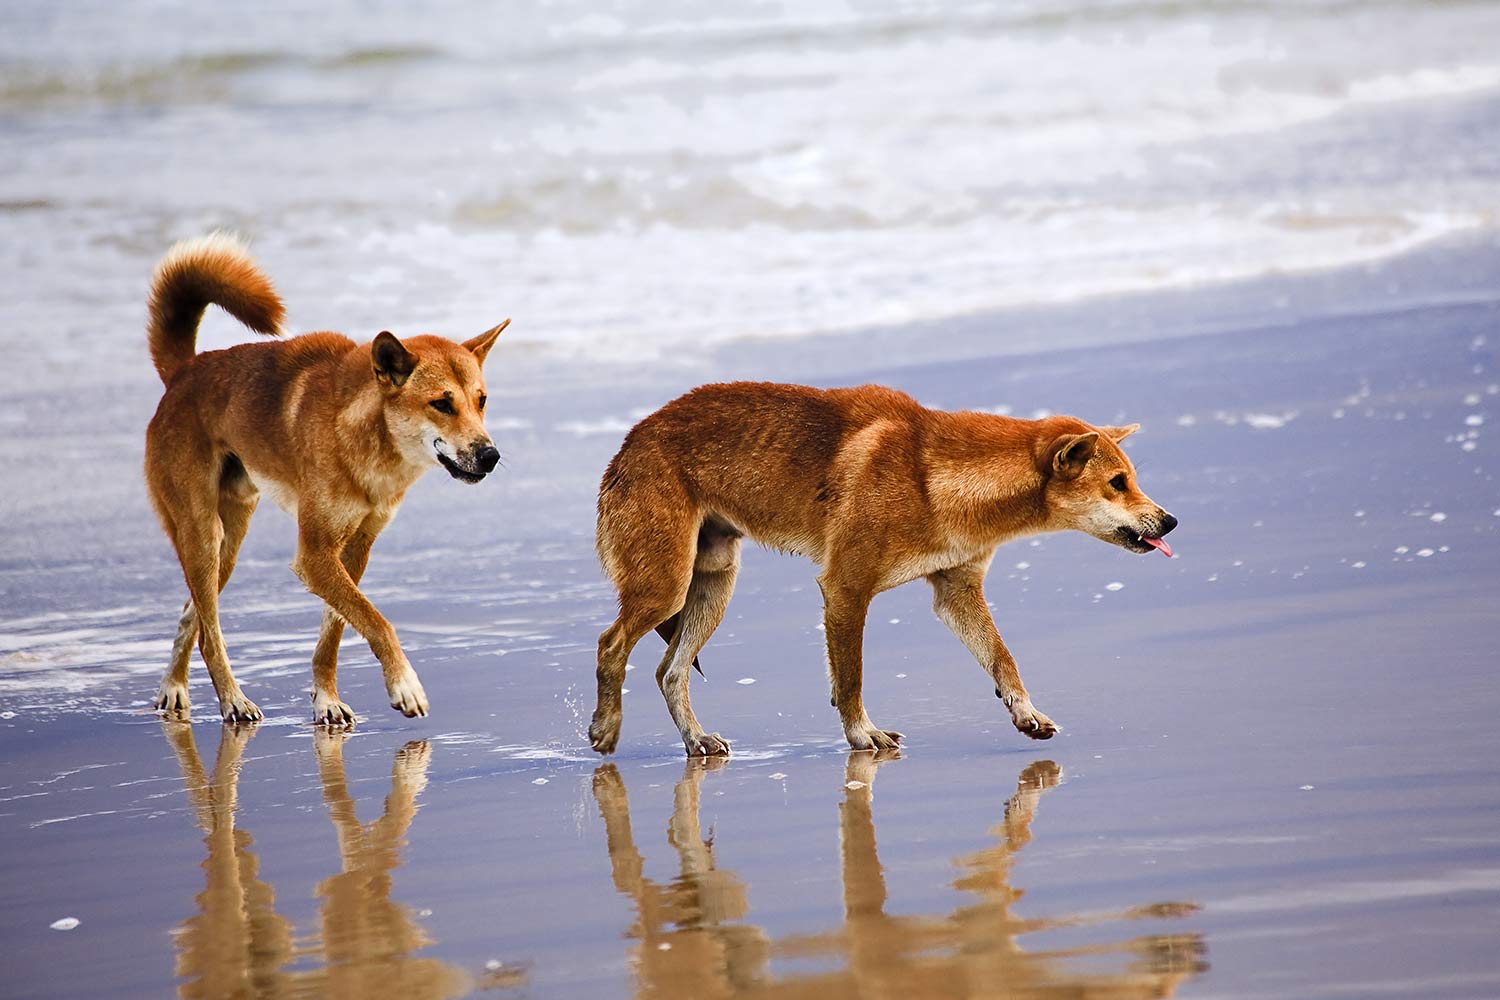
xmin=161 ymin=723 xmax=483 ymax=998
xmin=593 ymin=755 xmax=1207 ymax=999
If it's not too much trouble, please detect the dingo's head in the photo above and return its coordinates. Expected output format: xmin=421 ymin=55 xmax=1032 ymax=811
xmin=1037 ymin=418 xmax=1177 ymax=556
xmin=371 ymin=319 xmax=509 ymax=483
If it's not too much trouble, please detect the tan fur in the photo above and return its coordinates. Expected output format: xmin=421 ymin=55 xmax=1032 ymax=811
xmin=162 ymin=723 xmax=472 ymax=996
xmin=589 ymin=381 xmax=1177 ymax=756
xmin=144 ymin=234 xmax=509 ymax=723
xmin=591 ymin=755 xmax=1204 ymax=995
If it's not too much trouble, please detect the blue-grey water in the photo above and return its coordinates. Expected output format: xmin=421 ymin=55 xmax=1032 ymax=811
xmin=5 ymin=0 xmax=1500 ymax=377
xmin=3 ymin=2 xmax=1500 ymax=997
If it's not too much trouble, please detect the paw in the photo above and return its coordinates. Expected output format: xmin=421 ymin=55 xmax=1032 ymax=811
xmin=685 ymin=732 xmax=731 ymax=757
xmin=312 ymin=726 xmax=348 ymax=756
xmin=219 ymin=690 xmax=263 ymax=724
xmin=154 ymin=680 xmax=190 ymax=714
xmin=845 ymin=721 xmax=904 ymax=752
xmin=311 ymin=689 xmax=356 ymax=727
xmin=588 ymin=709 xmax=621 ymax=754
xmin=843 ymin=749 xmax=895 ymax=789
xmin=1007 ymin=698 xmax=1057 ymax=740
xmin=386 ymin=667 xmax=429 ymax=718
xmin=392 ymin=740 xmax=432 ymax=795
xmin=1018 ymin=759 xmax=1062 ymax=789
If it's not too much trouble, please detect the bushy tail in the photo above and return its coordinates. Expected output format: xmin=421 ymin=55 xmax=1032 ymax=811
xmin=147 ymin=233 xmax=285 ymax=385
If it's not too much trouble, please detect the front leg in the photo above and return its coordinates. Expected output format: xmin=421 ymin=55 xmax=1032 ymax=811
xmin=819 ymin=574 xmax=902 ymax=751
xmin=929 ymin=561 xmax=1057 ymax=740
xmin=294 ymin=522 xmax=428 ymax=719
xmin=309 ymin=526 xmax=380 ymax=727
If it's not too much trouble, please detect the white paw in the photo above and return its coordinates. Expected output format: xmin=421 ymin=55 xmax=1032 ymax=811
xmin=311 ymin=689 xmax=356 ymax=727
xmin=219 ymin=690 xmax=263 ymax=723
xmin=387 ymin=668 xmax=429 ymax=718
xmin=154 ymin=680 xmax=190 ymax=714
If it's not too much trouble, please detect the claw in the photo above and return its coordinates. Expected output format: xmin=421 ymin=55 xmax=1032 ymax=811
xmin=386 ymin=667 xmax=430 ymax=719
xmin=687 ymin=732 xmax=731 ymax=757
xmin=154 ymin=681 xmax=191 ymax=714
xmin=221 ymin=694 xmax=263 ymax=724
xmin=845 ymin=721 xmax=904 ymax=752
xmin=312 ymin=691 xmax=357 ymax=728
xmin=1006 ymin=695 xmax=1056 ymax=741
xmin=589 ymin=710 xmax=622 ymax=755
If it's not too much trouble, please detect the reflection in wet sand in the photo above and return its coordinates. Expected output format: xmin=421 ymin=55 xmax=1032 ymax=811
xmin=161 ymin=724 xmax=478 ymax=998
xmin=594 ymin=756 xmax=1206 ymax=999
xmin=594 ymin=758 xmax=772 ymax=995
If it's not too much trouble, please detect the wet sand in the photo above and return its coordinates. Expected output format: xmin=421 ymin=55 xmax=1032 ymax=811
xmin=4 ymin=241 xmax=1500 ymax=997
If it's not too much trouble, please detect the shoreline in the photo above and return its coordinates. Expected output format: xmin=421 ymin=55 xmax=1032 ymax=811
xmin=4 ymin=232 xmax=1499 ymax=696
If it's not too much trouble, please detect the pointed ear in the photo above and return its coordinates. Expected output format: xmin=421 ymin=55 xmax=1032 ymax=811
xmin=372 ymin=331 xmax=416 ymax=388
xmin=1051 ymin=431 xmax=1098 ymax=478
xmin=463 ymin=318 xmax=510 ymax=366
xmin=1100 ymin=423 xmax=1140 ymax=442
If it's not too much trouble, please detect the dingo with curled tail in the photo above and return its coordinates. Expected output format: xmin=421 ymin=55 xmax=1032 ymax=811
xmin=588 ymin=381 xmax=1177 ymax=757
xmin=144 ymin=233 xmax=510 ymax=725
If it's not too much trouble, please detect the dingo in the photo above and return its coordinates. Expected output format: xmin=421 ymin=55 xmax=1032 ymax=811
xmin=144 ymin=234 xmax=508 ymax=725
xmin=588 ymin=382 xmax=1176 ymax=756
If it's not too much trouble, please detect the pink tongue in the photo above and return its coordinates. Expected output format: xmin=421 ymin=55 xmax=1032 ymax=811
xmin=1144 ymin=536 xmax=1173 ymax=558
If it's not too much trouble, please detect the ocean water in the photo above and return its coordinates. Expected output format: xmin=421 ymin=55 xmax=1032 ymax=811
xmin=4 ymin=0 xmax=1500 ymax=378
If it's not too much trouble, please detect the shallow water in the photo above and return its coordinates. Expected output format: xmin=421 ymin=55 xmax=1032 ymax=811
xmin=5 ymin=245 xmax=1500 ymax=995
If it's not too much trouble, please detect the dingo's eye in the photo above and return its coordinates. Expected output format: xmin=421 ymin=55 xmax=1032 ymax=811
xmin=1109 ymin=473 xmax=1127 ymax=491
xmin=478 ymin=394 xmax=487 ymax=412
xmin=430 ymin=398 xmax=456 ymax=415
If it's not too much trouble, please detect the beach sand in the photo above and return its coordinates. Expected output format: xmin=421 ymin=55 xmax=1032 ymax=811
xmin=3 ymin=237 xmax=1499 ymax=997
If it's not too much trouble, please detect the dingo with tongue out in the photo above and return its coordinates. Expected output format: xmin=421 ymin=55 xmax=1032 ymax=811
xmin=588 ymin=382 xmax=1177 ymax=758
xmin=1040 ymin=421 xmax=1179 ymax=559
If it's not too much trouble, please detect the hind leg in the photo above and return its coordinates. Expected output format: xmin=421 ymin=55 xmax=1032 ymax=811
xmin=590 ymin=605 xmax=681 ymax=754
xmin=154 ymin=462 xmax=258 ymax=716
xmin=653 ymin=614 xmax=701 ymax=677
xmin=657 ymin=532 xmax=740 ymax=756
xmin=589 ymin=527 xmax=696 ymax=754
xmin=156 ymin=599 xmax=200 ymax=714
xmin=190 ymin=546 xmax=261 ymax=722
xmin=163 ymin=492 xmax=260 ymax=722
xmin=589 ymin=578 xmax=693 ymax=754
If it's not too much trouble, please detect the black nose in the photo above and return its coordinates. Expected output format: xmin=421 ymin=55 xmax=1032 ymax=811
xmin=1160 ymin=512 xmax=1178 ymax=535
xmin=476 ymin=445 xmax=500 ymax=473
